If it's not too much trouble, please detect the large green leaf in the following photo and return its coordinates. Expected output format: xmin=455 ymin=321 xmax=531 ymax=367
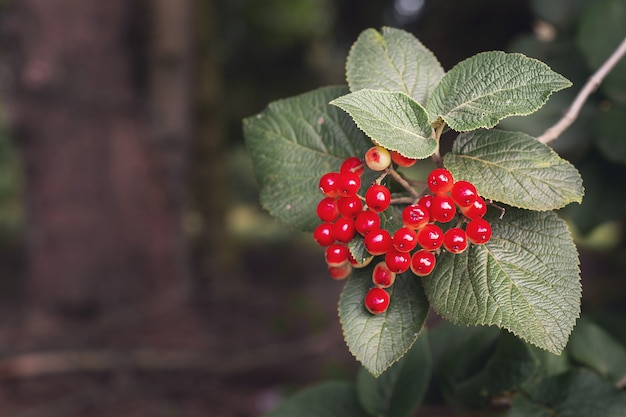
xmin=339 ymin=267 xmax=430 ymax=377
xmin=423 ymin=208 xmax=581 ymax=354
xmin=426 ymin=51 xmax=571 ymax=131
xmin=356 ymin=332 xmax=432 ymax=417
xmin=444 ymin=129 xmax=584 ymax=210
xmin=346 ymin=27 xmax=444 ymax=105
xmin=263 ymin=381 xmax=367 ymax=417
xmin=330 ymin=89 xmax=436 ymax=159
xmin=243 ymin=86 xmax=372 ymax=232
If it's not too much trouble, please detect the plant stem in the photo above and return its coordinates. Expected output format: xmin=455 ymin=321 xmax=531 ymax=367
xmin=537 ymin=36 xmax=626 ymax=144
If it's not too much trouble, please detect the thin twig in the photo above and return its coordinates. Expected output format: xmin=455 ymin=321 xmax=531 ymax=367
xmin=537 ymin=36 xmax=626 ymax=144
xmin=387 ymin=166 xmax=421 ymax=199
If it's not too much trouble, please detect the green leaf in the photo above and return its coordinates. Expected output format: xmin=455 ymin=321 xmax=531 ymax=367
xmin=356 ymin=332 xmax=432 ymax=417
xmin=426 ymin=51 xmax=572 ymax=131
xmin=243 ymin=86 xmax=372 ymax=232
xmin=346 ymin=27 xmax=445 ymax=105
xmin=508 ymin=369 xmax=626 ymax=417
xmin=568 ymin=317 xmax=626 ymax=385
xmin=330 ymin=89 xmax=436 ymax=159
xmin=444 ymin=129 xmax=584 ymax=210
xmin=339 ymin=267 xmax=430 ymax=377
xmin=263 ymin=381 xmax=367 ymax=417
xmin=423 ymin=208 xmax=581 ymax=354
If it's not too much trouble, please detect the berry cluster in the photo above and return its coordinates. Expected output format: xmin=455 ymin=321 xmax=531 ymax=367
xmin=314 ymin=146 xmax=493 ymax=315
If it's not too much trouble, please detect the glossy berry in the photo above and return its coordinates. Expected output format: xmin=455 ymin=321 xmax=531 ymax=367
xmin=365 ymin=184 xmax=391 ymax=212
xmin=372 ymin=261 xmax=396 ymax=288
xmin=460 ymin=196 xmax=487 ymax=220
xmin=466 ymin=219 xmax=492 ymax=244
xmin=427 ymin=168 xmax=454 ymax=195
xmin=337 ymin=195 xmax=363 ymax=219
xmin=363 ymin=228 xmax=392 ymax=255
xmin=443 ymin=227 xmax=468 ymax=254
xmin=364 ymin=146 xmax=392 ymax=171
xmin=328 ymin=263 xmax=352 ymax=280
xmin=402 ymin=204 xmax=430 ymax=230
xmin=390 ymin=150 xmax=417 ymax=167
xmin=337 ymin=172 xmax=361 ymax=197
xmin=325 ymin=244 xmax=350 ymax=267
xmin=313 ymin=223 xmax=335 ymax=246
xmin=349 ymin=253 xmax=373 ymax=269
xmin=393 ymin=226 xmax=418 ymax=252
xmin=410 ymin=250 xmax=436 ymax=276
xmin=450 ymin=180 xmax=477 ymax=207
xmin=333 ymin=217 xmax=356 ymax=243
xmin=319 ymin=172 xmax=340 ymax=197
xmin=364 ymin=287 xmax=390 ymax=315
xmin=430 ymin=195 xmax=457 ymax=223
xmin=416 ymin=223 xmax=444 ymax=250
xmin=418 ymin=194 xmax=434 ymax=212
xmin=340 ymin=157 xmax=364 ymax=176
xmin=316 ymin=197 xmax=339 ymax=222
xmin=385 ymin=248 xmax=411 ymax=274
xmin=355 ymin=210 xmax=380 ymax=236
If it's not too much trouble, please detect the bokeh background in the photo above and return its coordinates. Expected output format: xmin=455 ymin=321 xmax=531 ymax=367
xmin=0 ymin=0 xmax=624 ymax=416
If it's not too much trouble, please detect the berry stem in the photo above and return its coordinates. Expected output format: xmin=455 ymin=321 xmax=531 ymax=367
xmin=388 ymin=166 xmax=421 ymax=199
xmin=431 ymin=122 xmax=446 ymax=167
xmin=487 ymin=200 xmax=506 ymax=219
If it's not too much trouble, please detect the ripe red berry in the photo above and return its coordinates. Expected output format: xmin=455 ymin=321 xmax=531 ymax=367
xmin=393 ymin=226 xmax=418 ymax=252
xmin=337 ymin=195 xmax=363 ymax=218
xmin=418 ymin=194 xmax=434 ymax=212
xmin=316 ymin=197 xmax=339 ymax=222
xmin=355 ymin=209 xmax=380 ymax=236
xmin=319 ymin=172 xmax=340 ymax=197
xmin=365 ymin=146 xmax=392 ymax=171
xmin=313 ymin=222 xmax=335 ymax=246
xmin=417 ymin=223 xmax=444 ymax=250
xmin=364 ymin=228 xmax=392 ymax=255
xmin=450 ymin=180 xmax=477 ymax=207
xmin=385 ymin=248 xmax=411 ymax=274
xmin=337 ymin=172 xmax=361 ymax=197
xmin=372 ymin=261 xmax=396 ymax=288
xmin=443 ymin=227 xmax=468 ymax=254
xmin=328 ymin=263 xmax=352 ymax=280
xmin=460 ymin=196 xmax=487 ymax=220
xmin=402 ymin=204 xmax=430 ymax=230
xmin=333 ymin=217 xmax=356 ymax=243
xmin=390 ymin=150 xmax=417 ymax=167
xmin=364 ymin=287 xmax=390 ymax=314
xmin=427 ymin=168 xmax=454 ymax=195
xmin=430 ymin=195 xmax=457 ymax=223
xmin=410 ymin=250 xmax=436 ymax=276
xmin=365 ymin=184 xmax=391 ymax=212
xmin=325 ymin=244 xmax=350 ymax=267
xmin=340 ymin=157 xmax=364 ymax=176
xmin=466 ymin=219 xmax=492 ymax=244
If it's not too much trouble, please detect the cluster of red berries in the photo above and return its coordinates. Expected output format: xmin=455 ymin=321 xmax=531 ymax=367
xmin=313 ymin=146 xmax=493 ymax=315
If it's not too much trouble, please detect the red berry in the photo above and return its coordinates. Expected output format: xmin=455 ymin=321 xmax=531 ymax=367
xmin=372 ymin=261 xmax=396 ymax=288
xmin=355 ymin=209 xmax=380 ymax=236
xmin=333 ymin=217 xmax=356 ymax=243
xmin=460 ymin=196 xmax=487 ymax=220
xmin=319 ymin=172 xmax=340 ymax=197
xmin=393 ymin=226 xmax=418 ymax=252
xmin=466 ymin=219 xmax=492 ymax=244
xmin=385 ymin=248 xmax=411 ymax=274
xmin=417 ymin=224 xmax=444 ymax=250
xmin=390 ymin=150 xmax=417 ymax=167
xmin=365 ymin=146 xmax=392 ymax=171
xmin=313 ymin=223 xmax=335 ymax=246
xmin=443 ymin=227 xmax=468 ymax=254
xmin=363 ymin=228 xmax=392 ymax=255
xmin=340 ymin=157 xmax=364 ymax=176
xmin=316 ymin=197 xmax=339 ymax=222
xmin=418 ymin=195 xmax=434 ymax=212
xmin=328 ymin=263 xmax=352 ymax=280
xmin=402 ymin=204 xmax=430 ymax=230
xmin=365 ymin=184 xmax=391 ymax=212
xmin=337 ymin=172 xmax=361 ymax=197
xmin=410 ymin=250 xmax=436 ymax=276
xmin=337 ymin=195 xmax=363 ymax=218
xmin=430 ymin=194 xmax=457 ymax=223
xmin=325 ymin=244 xmax=350 ymax=267
xmin=427 ymin=168 xmax=454 ymax=195
xmin=450 ymin=180 xmax=477 ymax=207
xmin=364 ymin=287 xmax=390 ymax=314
